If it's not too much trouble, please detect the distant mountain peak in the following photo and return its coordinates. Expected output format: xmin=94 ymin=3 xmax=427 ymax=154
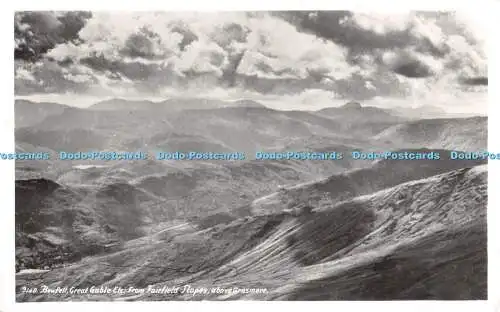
xmin=233 ymin=99 xmax=266 ymax=108
xmin=341 ymin=101 xmax=362 ymax=109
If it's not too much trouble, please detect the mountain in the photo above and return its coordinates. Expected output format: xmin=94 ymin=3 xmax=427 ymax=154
xmin=373 ymin=117 xmax=487 ymax=151
xmin=54 ymin=155 xmax=356 ymax=221
xmin=15 ymin=177 xmax=165 ymax=271
xmin=341 ymin=101 xmax=363 ymax=109
xmin=251 ymin=149 xmax=487 ymax=215
xmin=23 ymin=100 xmax=485 ymax=160
xmin=20 ymin=105 xmax=401 ymax=156
xmin=14 ymin=151 xmax=358 ymax=272
xmin=231 ymin=99 xmax=266 ymax=108
xmin=15 ymin=99 xmax=73 ymax=128
xmin=124 ymin=132 xmax=235 ymax=152
xmin=89 ymin=99 xmax=160 ymax=111
xmin=317 ymin=102 xmax=405 ymax=124
xmin=317 ymin=102 xmax=455 ymax=122
xmin=90 ymin=97 xmax=267 ymax=111
xmin=13 ymin=95 xmax=488 ymax=301
xmin=391 ymin=105 xmax=448 ymax=119
xmin=15 ymin=128 xmax=109 ymax=152
xmin=16 ymin=164 xmax=486 ymax=301
xmin=15 ymin=142 xmax=58 ymax=180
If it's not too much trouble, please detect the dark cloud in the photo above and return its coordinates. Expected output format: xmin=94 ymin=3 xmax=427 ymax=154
xmin=273 ymin=11 xmax=415 ymax=51
xmin=120 ymin=26 xmax=169 ymax=59
xmin=14 ymin=11 xmax=92 ymax=62
xmin=56 ymin=11 xmax=91 ymax=42
xmin=56 ymin=57 xmax=74 ymax=67
xmin=273 ymin=11 xmax=450 ymax=72
xmin=393 ymin=60 xmax=434 ymax=78
xmin=122 ymin=32 xmax=157 ymax=58
xmin=14 ymin=59 xmax=96 ymax=95
xmin=171 ymin=23 xmax=199 ymax=51
xmin=80 ymin=53 xmax=170 ymax=82
xmin=272 ymin=11 xmax=352 ymax=43
xmin=80 ymin=53 xmax=116 ymax=73
xmin=306 ymin=68 xmax=332 ymax=83
xmin=220 ymin=50 xmax=246 ymax=88
xmin=460 ymin=77 xmax=488 ymax=86
xmin=255 ymin=62 xmax=297 ymax=78
xmin=211 ymin=23 xmax=251 ymax=49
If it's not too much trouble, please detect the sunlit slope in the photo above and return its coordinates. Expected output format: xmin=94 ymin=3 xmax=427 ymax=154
xmin=251 ymin=149 xmax=486 ymax=215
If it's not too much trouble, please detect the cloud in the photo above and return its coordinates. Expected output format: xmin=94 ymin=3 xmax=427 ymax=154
xmin=14 ymin=11 xmax=487 ymax=109
xmin=460 ymin=77 xmax=488 ymax=86
xmin=15 ymin=11 xmax=92 ymax=61
xmin=273 ymin=11 xmax=485 ymax=82
xmin=388 ymin=52 xmax=438 ymax=78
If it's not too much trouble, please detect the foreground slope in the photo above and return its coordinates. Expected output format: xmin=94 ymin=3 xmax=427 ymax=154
xmin=251 ymin=149 xmax=487 ymax=215
xmin=16 ymin=164 xmax=487 ymax=301
xmin=15 ymin=178 xmax=163 ymax=270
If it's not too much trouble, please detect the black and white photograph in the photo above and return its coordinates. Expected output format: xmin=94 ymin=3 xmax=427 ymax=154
xmin=12 ymin=11 xmax=488 ymax=301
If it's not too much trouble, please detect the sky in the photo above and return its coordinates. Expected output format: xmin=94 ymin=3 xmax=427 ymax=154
xmin=14 ymin=11 xmax=488 ymax=113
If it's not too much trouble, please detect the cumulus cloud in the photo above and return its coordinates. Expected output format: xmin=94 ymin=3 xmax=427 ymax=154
xmin=14 ymin=11 xmax=487 ymax=109
xmin=273 ymin=12 xmax=486 ymax=91
xmin=15 ymin=11 xmax=92 ymax=62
